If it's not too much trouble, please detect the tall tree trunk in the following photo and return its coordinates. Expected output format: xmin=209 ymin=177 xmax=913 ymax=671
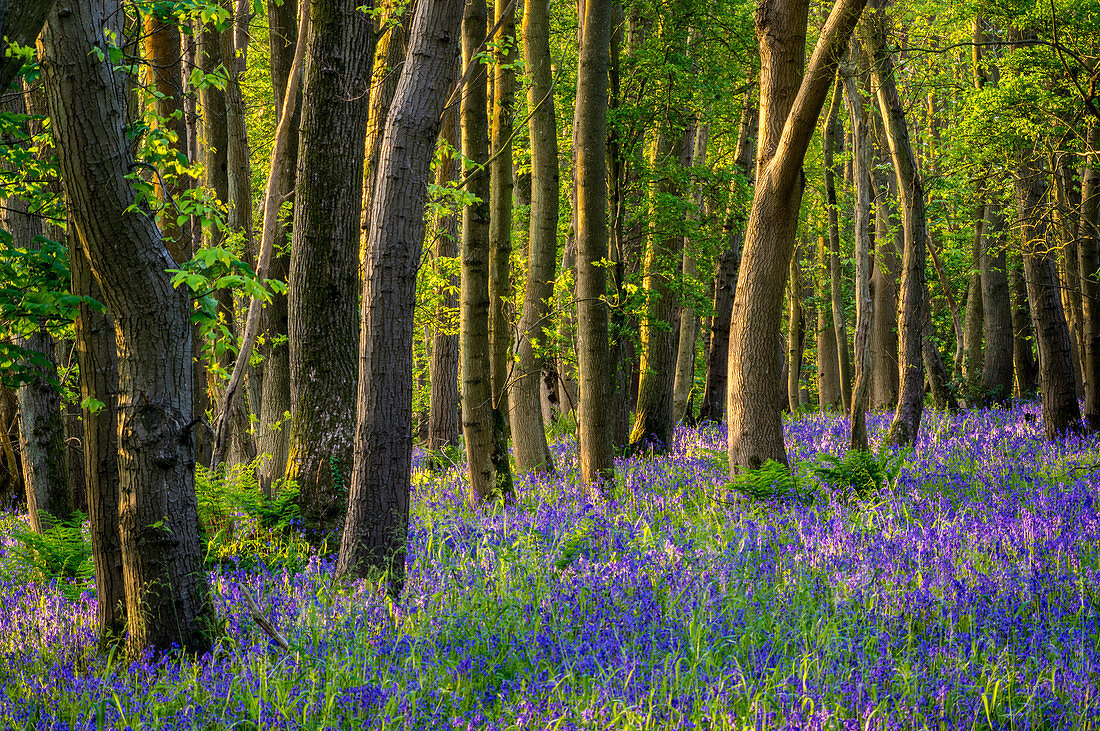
xmin=511 ymin=0 xmax=558 ymax=473
xmin=816 ymin=231 xmax=842 ymax=407
xmin=631 ymin=123 xmax=690 ymax=449
xmin=980 ymin=204 xmax=1014 ymax=404
xmin=428 ymin=108 xmax=463 ymax=456
xmin=337 ymin=0 xmax=465 ymax=588
xmin=869 ymin=155 xmax=899 ymax=409
xmin=257 ymin=0 xmax=303 ymax=493
xmin=699 ymin=94 xmax=756 ymax=424
xmin=823 ymin=81 xmax=852 ymax=410
xmin=843 ymin=66 xmax=872 ymax=451
xmin=573 ymin=0 xmax=615 ymax=487
xmin=862 ymin=1 xmax=924 ymax=446
xmin=786 ymin=248 xmax=805 ymax=413
xmin=0 ymin=2 xmax=56 ymax=92
xmin=1016 ymin=153 xmax=1081 ymax=437
xmin=40 ymin=0 xmax=214 ymax=657
xmin=286 ymin=0 xmax=376 ymax=540
xmin=1080 ymin=123 xmax=1100 ymax=429
xmin=489 ymin=0 xmax=515 ymax=425
xmin=1055 ymin=157 xmax=1086 ymax=398
xmin=70 ymin=235 xmax=125 ymax=646
xmin=962 ymin=205 xmax=985 ymax=391
xmin=673 ymin=121 xmax=709 ymax=427
xmin=461 ymin=0 xmax=513 ymax=502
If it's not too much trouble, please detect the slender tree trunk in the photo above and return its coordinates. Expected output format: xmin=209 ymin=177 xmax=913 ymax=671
xmin=962 ymin=205 xmax=985 ymax=390
xmin=286 ymin=0 xmax=376 ymax=540
xmin=337 ymin=0 xmax=465 ymax=588
xmin=461 ymin=0 xmax=513 ymax=501
xmin=843 ymin=66 xmax=872 ymax=451
xmin=786 ymin=248 xmax=805 ymax=413
xmin=1010 ymin=254 xmax=1038 ymax=397
xmin=1016 ymin=153 xmax=1081 ymax=437
xmin=673 ymin=121 xmax=709 ymax=427
xmin=511 ymin=0 xmax=558 ymax=473
xmin=823 ymin=81 xmax=852 ymax=410
xmin=70 ymin=234 xmax=125 ymax=646
xmin=1055 ymin=157 xmax=1086 ymax=398
xmin=40 ymin=0 xmax=214 ymax=657
xmin=574 ymin=0 xmax=615 ymax=487
xmin=980 ymin=204 xmax=1014 ymax=404
xmin=862 ymin=1 xmax=924 ymax=446
xmin=816 ymin=231 xmax=842 ymax=407
xmin=869 ymin=155 xmax=899 ymax=409
xmin=428 ymin=108 xmax=463 ymax=455
xmin=699 ymin=94 xmax=756 ymax=424
xmin=489 ymin=0 xmax=515 ymax=425
xmin=1080 ymin=123 xmax=1100 ymax=428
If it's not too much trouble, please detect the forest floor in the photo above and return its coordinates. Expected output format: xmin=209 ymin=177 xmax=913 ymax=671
xmin=1 ymin=403 xmax=1099 ymax=729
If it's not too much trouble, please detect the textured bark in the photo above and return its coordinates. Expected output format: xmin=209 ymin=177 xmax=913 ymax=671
xmin=699 ymin=95 xmax=756 ymax=424
xmin=869 ymin=155 xmax=899 ymax=409
xmin=786 ymin=249 xmax=805 ymax=413
xmin=816 ymin=232 xmax=842 ymax=407
xmin=962 ymin=205 xmax=985 ymax=389
xmin=0 ymin=387 xmax=21 ymax=511
xmin=673 ymin=121 xmax=709 ymax=427
xmin=823 ymin=82 xmax=852 ymax=410
xmin=862 ymin=3 xmax=924 ymax=446
xmin=728 ymin=0 xmax=868 ymax=471
xmin=70 ymin=234 xmax=125 ymax=646
xmin=1010 ymin=255 xmax=1038 ymax=397
xmin=337 ymin=0 xmax=464 ymax=587
xmin=1055 ymin=158 xmax=1086 ymax=398
xmin=0 ymin=2 xmax=57 ymax=91
xmin=257 ymin=0 xmax=304 ymax=493
xmin=428 ymin=109 xmax=462 ymax=454
xmin=631 ymin=124 xmax=690 ymax=449
xmin=1081 ymin=123 xmax=1100 ymax=429
xmin=843 ymin=68 xmax=872 ymax=451
xmin=510 ymin=0 xmax=558 ymax=473
xmin=461 ymin=0 xmax=513 ymax=502
xmin=573 ymin=0 xmax=615 ymax=487
xmin=488 ymin=0 xmax=515 ymax=421
xmin=287 ymin=0 xmax=375 ymax=540
xmin=1016 ymin=154 xmax=1081 ymax=437
xmin=1 ymin=132 xmax=71 ymax=532
xmin=40 ymin=0 xmax=214 ymax=657
xmin=980 ymin=204 xmax=1014 ymax=404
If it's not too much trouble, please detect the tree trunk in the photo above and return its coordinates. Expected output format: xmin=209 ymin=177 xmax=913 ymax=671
xmin=673 ymin=121 xmax=709 ymax=427
xmin=1010 ymin=254 xmax=1038 ymax=397
xmin=1055 ymin=157 xmax=1086 ymax=398
xmin=869 ymin=153 xmax=899 ymax=409
xmin=631 ymin=123 xmax=690 ymax=449
xmin=1016 ymin=153 xmax=1081 ymax=437
xmin=823 ymin=81 xmax=852 ymax=410
xmin=489 ymin=0 xmax=515 ymax=425
xmin=862 ymin=1 xmax=924 ymax=446
xmin=256 ymin=0 xmax=303 ymax=494
xmin=980 ymin=204 xmax=1014 ymax=404
xmin=337 ymin=0 xmax=465 ymax=588
xmin=40 ymin=0 xmax=214 ymax=657
xmin=699 ymin=94 xmax=756 ymax=424
xmin=843 ymin=66 xmax=872 ymax=451
xmin=816 ymin=232 xmax=842 ymax=407
xmin=70 ymin=234 xmax=125 ymax=646
xmin=461 ymin=0 xmax=513 ymax=502
xmin=962 ymin=205 xmax=985 ymax=391
xmin=287 ymin=0 xmax=376 ymax=540
xmin=1080 ymin=123 xmax=1100 ymax=429
xmin=786 ymin=248 xmax=805 ymax=413
xmin=511 ymin=0 xmax=558 ymax=473
xmin=0 ymin=2 xmax=56 ymax=92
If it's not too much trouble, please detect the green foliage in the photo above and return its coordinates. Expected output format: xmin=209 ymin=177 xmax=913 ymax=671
xmin=3 ymin=513 xmax=94 ymax=599
xmin=810 ymin=444 xmax=907 ymax=503
xmin=728 ymin=459 xmax=811 ymax=503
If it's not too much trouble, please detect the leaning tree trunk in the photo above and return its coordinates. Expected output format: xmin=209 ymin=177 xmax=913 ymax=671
xmin=70 ymin=235 xmax=125 ymax=646
xmin=980 ymin=204 xmax=1014 ymax=405
xmin=573 ymin=0 xmax=616 ymax=488
xmin=286 ymin=0 xmax=376 ymax=541
xmin=337 ymin=0 xmax=465 ymax=589
xmin=728 ymin=0 xmax=868 ymax=471
xmin=862 ymin=1 xmax=924 ymax=447
xmin=843 ymin=66 xmax=873 ymax=451
xmin=461 ymin=0 xmax=513 ymax=502
xmin=40 ymin=0 xmax=214 ymax=657
xmin=699 ymin=94 xmax=756 ymax=424
xmin=510 ymin=0 xmax=559 ymax=474
xmin=1016 ymin=153 xmax=1081 ymax=437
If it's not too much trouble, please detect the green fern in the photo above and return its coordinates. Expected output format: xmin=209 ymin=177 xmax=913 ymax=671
xmin=6 ymin=512 xmax=94 ymax=597
xmin=811 ymin=444 xmax=905 ymax=502
xmin=728 ymin=459 xmax=810 ymax=503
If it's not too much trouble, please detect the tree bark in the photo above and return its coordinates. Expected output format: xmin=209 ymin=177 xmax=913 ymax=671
xmin=862 ymin=1 xmax=924 ymax=446
xmin=816 ymin=231 xmax=842 ymax=407
xmin=489 ymin=0 xmax=515 ymax=423
xmin=786 ymin=247 xmax=805 ymax=413
xmin=673 ymin=121 xmax=709 ymax=427
xmin=573 ymin=0 xmax=615 ymax=487
xmin=511 ymin=0 xmax=558 ymax=473
xmin=0 ymin=2 xmax=57 ymax=91
xmin=727 ymin=0 xmax=868 ymax=471
xmin=699 ymin=93 xmax=755 ymax=424
xmin=286 ymin=0 xmax=375 ymax=540
xmin=461 ymin=0 xmax=513 ymax=501
xmin=337 ymin=0 xmax=464 ymax=588
xmin=1080 ymin=123 xmax=1100 ymax=428
xmin=869 ymin=147 xmax=899 ymax=410
xmin=962 ymin=205 xmax=985 ymax=390
xmin=1010 ymin=254 xmax=1038 ymax=397
xmin=980 ymin=203 xmax=1014 ymax=404
xmin=823 ymin=80 xmax=852 ymax=410
xmin=40 ymin=0 xmax=214 ymax=657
